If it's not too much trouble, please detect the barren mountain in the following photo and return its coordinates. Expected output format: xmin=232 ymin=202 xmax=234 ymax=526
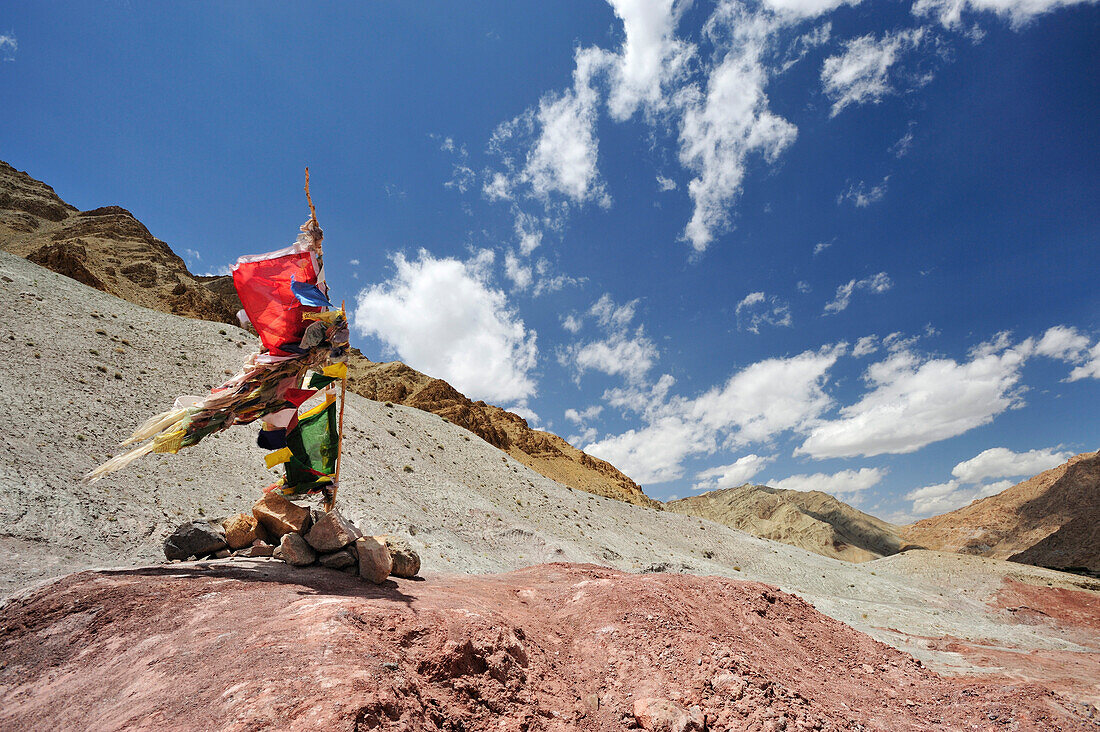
xmin=0 ymin=160 xmax=238 ymax=324
xmin=903 ymin=450 xmax=1100 ymax=574
xmin=667 ymin=485 xmax=907 ymax=562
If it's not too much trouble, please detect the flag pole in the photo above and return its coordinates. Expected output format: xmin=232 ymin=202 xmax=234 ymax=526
xmin=327 ymin=299 xmax=349 ymax=512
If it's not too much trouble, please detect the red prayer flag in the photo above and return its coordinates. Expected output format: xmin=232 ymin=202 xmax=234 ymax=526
xmin=233 ymin=248 xmax=322 ymax=355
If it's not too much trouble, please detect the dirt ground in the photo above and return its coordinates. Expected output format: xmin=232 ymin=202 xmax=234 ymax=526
xmin=0 ymin=561 xmax=1094 ymax=731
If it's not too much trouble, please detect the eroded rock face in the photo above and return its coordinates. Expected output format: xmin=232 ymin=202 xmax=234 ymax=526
xmin=252 ymin=493 xmax=310 ymax=539
xmin=0 ymin=161 xmax=239 ymax=325
xmin=163 ymin=522 xmax=227 ymax=560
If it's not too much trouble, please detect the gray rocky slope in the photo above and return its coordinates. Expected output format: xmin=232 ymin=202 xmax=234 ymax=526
xmin=1 ymin=251 xmax=1097 ymax=682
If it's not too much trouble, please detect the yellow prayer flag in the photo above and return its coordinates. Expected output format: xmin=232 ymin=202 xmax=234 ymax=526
xmin=264 ymin=447 xmax=293 ymax=469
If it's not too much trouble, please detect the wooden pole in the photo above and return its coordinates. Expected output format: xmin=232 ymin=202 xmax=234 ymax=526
xmin=327 ymin=300 xmax=349 ymax=512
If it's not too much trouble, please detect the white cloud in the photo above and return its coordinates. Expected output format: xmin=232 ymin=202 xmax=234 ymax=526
xmin=951 ymin=446 xmax=1072 ymax=483
xmin=798 ymin=341 xmax=1029 ymax=458
xmin=590 ymin=293 xmax=638 ymax=329
xmin=584 ymin=416 xmax=703 ymax=484
xmin=823 ymin=272 xmax=892 ymax=314
xmin=656 ymin=175 xmax=678 ymax=191
xmin=587 ymin=344 xmax=843 ymax=483
xmin=0 ymin=34 xmax=15 ymax=62
xmin=853 ymin=335 xmax=879 ymax=357
xmin=560 ymin=294 xmax=657 ymax=384
xmin=604 ymin=0 xmax=695 ymax=121
xmin=796 ymin=280 xmax=811 ymax=293
xmin=199 ymin=264 xmax=233 ymax=276
xmin=837 ymin=177 xmax=889 ymax=207
xmin=183 ymin=248 xmax=202 ymax=264
xmin=349 ymin=259 xmax=361 ymax=267
xmin=524 ymin=48 xmax=610 ymax=207
xmin=483 ymin=171 xmax=513 ymax=202
xmin=504 ymin=251 xmax=533 ymax=291
xmin=1068 ymin=342 xmax=1100 ymax=381
xmin=767 ymin=467 xmax=885 ymax=496
xmin=514 ymin=211 xmax=544 ymax=255
xmin=568 ymin=426 xmax=600 ymax=446
xmin=564 ymin=330 xmax=658 ymax=384
xmin=912 ymin=0 xmax=1097 ymax=28
xmin=354 ymin=249 xmax=538 ymax=404
xmin=905 ymin=478 xmax=1012 ymax=517
xmin=508 ymin=405 xmax=542 ymax=429
xmin=561 ymin=314 xmax=583 ymax=333
xmin=565 ymin=405 xmax=604 ymax=424
xmin=813 ymin=239 xmax=834 ymax=256
xmin=1034 ymin=325 xmax=1090 ymax=361
xmin=678 ymin=9 xmax=798 ymax=252
xmin=822 ymin=29 xmax=925 ymax=117
xmin=761 ymin=0 xmax=862 ymax=19
xmin=692 ymin=454 xmax=775 ymax=491
xmin=891 ymin=125 xmax=916 ymax=158
xmin=735 ymin=291 xmax=792 ymax=333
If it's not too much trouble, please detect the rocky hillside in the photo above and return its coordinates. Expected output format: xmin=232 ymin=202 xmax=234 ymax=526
xmin=0 ymin=160 xmax=658 ymax=510
xmin=346 ymin=355 xmax=660 ymax=509
xmin=902 ymin=450 xmax=1100 ymax=574
xmin=667 ymin=484 xmax=907 ymax=563
xmin=0 ymin=160 xmax=238 ymax=324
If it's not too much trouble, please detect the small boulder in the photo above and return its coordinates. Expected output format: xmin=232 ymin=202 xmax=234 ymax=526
xmin=319 ymin=549 xmax=356 ymax=569
xmin=305 ymin=509 xmax=361 ymax=553
xmin=376 ymin=535 xmax=421 ymax=578
xmin=253 ymin=492 xmax=310 ymax=538
xmin=633 ymin=698 xmax=703 ymax=732
xmin=245 ymin=540 xmax=275 ymax=557
xmin=212 ymin=549 xmax=232 ymax=559
xmin=222 ymin=513 xmax=261 ymax=550
xmin=164 ymin=522 xmax=227 ymax=561
xmin=274 ymin=533 xmax=316 ymax=566
xmin=354 ymin=536 xmax=392 ymax=584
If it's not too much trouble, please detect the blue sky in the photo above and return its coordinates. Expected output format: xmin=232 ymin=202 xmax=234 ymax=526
xmin=3 ymin=1 xmax=1098 ymax=519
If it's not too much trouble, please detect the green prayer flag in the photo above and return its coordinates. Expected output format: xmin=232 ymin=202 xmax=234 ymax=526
xmin=283 ymin=400 xmax=338 ymax=491
xmin=305 ymin=372 xmax=338 ymax=390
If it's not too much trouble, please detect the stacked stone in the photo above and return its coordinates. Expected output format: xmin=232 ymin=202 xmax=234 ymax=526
xmin=162 ymin=492 xmax=420 ymax=585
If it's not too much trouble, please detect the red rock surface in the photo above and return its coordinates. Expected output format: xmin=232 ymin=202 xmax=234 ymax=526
xmin=0 ymin=562 xmax=1090 ymax=731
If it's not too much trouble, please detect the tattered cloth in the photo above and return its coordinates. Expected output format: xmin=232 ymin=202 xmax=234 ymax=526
xmin=84 ymin=311 xmax=348 ymax=482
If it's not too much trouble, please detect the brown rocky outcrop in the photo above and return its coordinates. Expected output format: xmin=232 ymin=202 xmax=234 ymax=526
xmin=0 ymin=160 xmax=238 ymax=325
xmin=346 ymin=353 xmax=661 ymax=510
xmin=902 ymin=450 xmax=1100 ymax=574
xmin=668 ymin=484 xmax=907 ymax=562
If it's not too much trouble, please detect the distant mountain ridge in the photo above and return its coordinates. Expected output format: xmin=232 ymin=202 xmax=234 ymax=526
xmin=902 ymin=450 xmax=1100 ymax=575
xmin=667 ymin=484 xmax=907 ymax=562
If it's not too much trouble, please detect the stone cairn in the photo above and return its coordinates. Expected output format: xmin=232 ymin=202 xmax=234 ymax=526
xmin=162 ymin=492 xmax=420 ymax=584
